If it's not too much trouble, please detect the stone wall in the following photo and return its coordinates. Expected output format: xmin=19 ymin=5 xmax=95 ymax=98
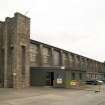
xmin=0 ymin=13 xmax=30 ymax=88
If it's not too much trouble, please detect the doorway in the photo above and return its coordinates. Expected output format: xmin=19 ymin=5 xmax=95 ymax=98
xmin=46 ymin=72 xmax=54 ymax=86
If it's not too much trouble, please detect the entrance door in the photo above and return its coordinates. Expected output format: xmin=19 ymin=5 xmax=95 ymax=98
xmin=46 ymin=72 xmax=54 ymax=86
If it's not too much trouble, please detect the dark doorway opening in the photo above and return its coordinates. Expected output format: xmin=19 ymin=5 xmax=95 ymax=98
xmin=46 ymin=72 xmax=54 ymax=86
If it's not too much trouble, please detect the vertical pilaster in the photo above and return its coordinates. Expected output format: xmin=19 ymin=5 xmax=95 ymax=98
xmin=74 ymin=55 xmax=77 ymax=68
xmin=51 ymin=48 xmax=54 ymax=66
xmin=60 ymin=50 xmax=64 ymax=66
xmin=67 ymin=53 xmax=71 ymax=68
xmin=39 ymin=44 xmax=43 ymax=66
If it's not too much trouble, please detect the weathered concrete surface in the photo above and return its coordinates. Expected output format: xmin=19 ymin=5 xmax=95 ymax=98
xmin=0 ymin=85 xmax=105 ymax=105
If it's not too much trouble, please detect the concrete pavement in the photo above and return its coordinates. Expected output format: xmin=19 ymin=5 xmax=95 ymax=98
xmin=0 ymin=85 xmax=105 ymax=105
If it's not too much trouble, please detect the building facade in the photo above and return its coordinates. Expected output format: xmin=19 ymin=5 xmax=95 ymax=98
xmin=0 ymin=13 xmax=105 ymax=89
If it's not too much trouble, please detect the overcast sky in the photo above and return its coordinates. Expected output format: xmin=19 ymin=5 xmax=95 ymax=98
xmin=0 ymin=0 xmax=105 ymax=62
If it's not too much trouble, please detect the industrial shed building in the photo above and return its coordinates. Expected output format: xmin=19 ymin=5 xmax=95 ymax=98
xmin=0 ymin=12 xmax=105 ymax=89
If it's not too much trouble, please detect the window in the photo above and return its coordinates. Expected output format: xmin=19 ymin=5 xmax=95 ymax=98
xmin=21 ymin=46 xmax=25 ymax=77
xmin=79 ymin=73 xmax=82 ymax=80
xmin=72 ymin=72 xmax=75 ymax=80
xmin=104 ymin=74 xmax=105 ymax=78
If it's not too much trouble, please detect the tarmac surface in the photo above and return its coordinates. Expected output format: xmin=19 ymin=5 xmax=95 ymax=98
xmin=0 ymin=85 xmax=105 ymax=105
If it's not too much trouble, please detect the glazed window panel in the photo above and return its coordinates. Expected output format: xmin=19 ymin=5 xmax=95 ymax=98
xmin=79 ymin=73 xmax=82 ymax=80
xmin=72 ymin=72 xmax=75 ymax=80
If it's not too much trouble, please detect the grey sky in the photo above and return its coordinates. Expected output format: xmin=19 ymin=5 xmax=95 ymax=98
xmin=0 ymin=0 xmax=105 ymax=62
